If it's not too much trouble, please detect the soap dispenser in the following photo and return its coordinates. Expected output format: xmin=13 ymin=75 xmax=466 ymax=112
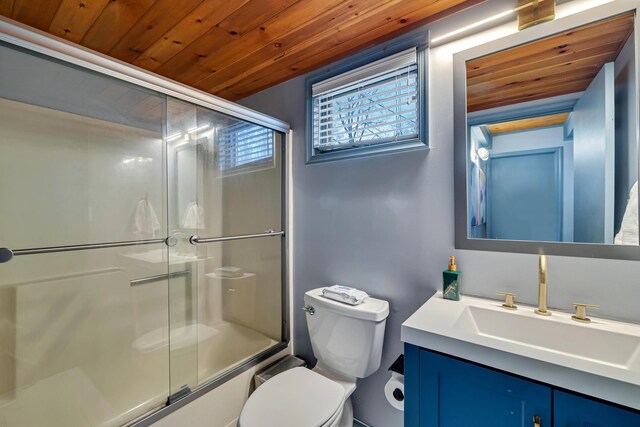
xmin=443 ymin=256 xmax=461 ymax=301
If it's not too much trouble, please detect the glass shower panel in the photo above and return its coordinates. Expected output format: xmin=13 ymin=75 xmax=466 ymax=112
xmin=0 ymin=42 xmax=170 ymax=426
xmin=166 ymin=99 xmax=284 ymax=392
xmin=194 ymin=110 xmax=284 ymax=386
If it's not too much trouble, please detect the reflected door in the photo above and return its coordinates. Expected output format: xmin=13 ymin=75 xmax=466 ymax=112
xmin=487 ymin=150 xmax=562 ymax=241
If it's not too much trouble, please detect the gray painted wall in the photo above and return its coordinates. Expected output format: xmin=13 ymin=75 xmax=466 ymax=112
xmin=240 ymin=1 xmax=640 ymax=425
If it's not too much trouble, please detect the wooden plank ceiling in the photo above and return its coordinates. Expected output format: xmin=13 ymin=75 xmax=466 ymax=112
xmin=0 ymin=0 xmax=482 ymax=101
xmin=487 ymin=112 xmax=570 ymax=135
xmin=466 ymin=12 xmax=635 ymax=113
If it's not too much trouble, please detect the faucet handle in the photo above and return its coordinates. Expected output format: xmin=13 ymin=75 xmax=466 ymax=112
xmin=496 ymin=292 xmax=517 ymax=310
xmin=572 ymin=303 xmax=599 ymax=323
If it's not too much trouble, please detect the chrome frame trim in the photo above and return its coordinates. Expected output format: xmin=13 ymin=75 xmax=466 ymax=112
xmin=126 ymin=341 xmax=289 ymax=427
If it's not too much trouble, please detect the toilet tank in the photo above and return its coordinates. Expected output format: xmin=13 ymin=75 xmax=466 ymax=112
xmin=304 ymin=288 xmax=389 ymax=379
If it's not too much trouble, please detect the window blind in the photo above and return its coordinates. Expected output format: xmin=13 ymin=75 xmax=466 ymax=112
xmin=218 ymin=123 xmax=273 ymax=171
xmin=311 ymin=48 xmax=419 ymax=152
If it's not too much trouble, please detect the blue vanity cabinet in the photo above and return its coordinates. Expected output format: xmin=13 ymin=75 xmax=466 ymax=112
xmin=405 ymin=343 xmax=640 ymax=427
xmin=406 ymin=345 xmax=551 ymax=427
xmin=553 ymin=390 xmax=640 ymax=426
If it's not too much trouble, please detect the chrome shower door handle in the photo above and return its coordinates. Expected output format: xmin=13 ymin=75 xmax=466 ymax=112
xmin=189 ymin=230 xmax=284 ymax=244
xmin=302 ymin=306 xmax=315 ymax=315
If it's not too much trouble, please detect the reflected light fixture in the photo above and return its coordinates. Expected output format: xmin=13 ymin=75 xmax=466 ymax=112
xmin=166 ymin=132 xmax=182 ymax=142
xmin=477 ymin=147 xmax=490 ymax=161
xmin=517 ymin=0 xmax=555 ymax=30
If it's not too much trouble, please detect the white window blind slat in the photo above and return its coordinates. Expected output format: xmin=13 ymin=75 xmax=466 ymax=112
xmin=316 ymin=89 xmax=417 ymax=121
xmin=316 ymin=96 xmax=417 ymax=126
xmin=317 ymin=117 xmax=418 ymax=140
xmin=312 ymin=48 xmax=417 ymax=96
xmin=315 ymin=70 xmax=417 ymax=108
xmin=316 ymin=127 xmax=418 ymax=151
xmin=317 ymin=107 xmax=418 ymax=134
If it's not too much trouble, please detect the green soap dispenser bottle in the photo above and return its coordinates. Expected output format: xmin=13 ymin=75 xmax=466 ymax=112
xmin=443 ymin=256 xmax=461 ymax=301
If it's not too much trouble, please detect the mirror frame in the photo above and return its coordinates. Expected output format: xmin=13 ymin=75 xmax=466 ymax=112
xmin=454 ymin=0 xmax=640 ymax=260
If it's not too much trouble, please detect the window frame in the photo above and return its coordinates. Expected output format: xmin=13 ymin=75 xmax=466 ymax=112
xmin=305 ymin=33 xmax=429 ymax=164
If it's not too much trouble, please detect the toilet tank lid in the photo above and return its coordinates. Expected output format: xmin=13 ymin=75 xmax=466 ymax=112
xmin=305 ymin=288 xmax=389 ymax=322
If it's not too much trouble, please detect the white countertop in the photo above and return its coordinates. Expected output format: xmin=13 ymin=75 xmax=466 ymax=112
xmin=402 ymin=292 xmax=640 ymax=410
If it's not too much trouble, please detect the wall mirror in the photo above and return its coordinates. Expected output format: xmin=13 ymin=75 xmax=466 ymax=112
xmin=454 ymin=0 xmax=640 ymax=259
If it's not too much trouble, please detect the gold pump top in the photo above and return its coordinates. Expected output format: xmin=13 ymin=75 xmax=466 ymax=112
xmin=448 ymin=256 xmax=457 ymax=272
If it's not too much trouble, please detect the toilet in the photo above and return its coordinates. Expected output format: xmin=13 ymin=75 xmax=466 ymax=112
xmin=239 ymin=287 xmax=389 ymax=427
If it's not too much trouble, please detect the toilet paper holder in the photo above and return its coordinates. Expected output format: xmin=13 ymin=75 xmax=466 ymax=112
xmin=389 ymin=355 xmax=404 ymax=400
xmin=386 ymin=354 xmax=405 ymax=407
xmin=389 ymin=354 xmax=404 ymax=376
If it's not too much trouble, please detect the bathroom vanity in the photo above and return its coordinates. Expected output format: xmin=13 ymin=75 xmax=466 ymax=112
xmin=402 ymin=293 xmax=640 ymax=427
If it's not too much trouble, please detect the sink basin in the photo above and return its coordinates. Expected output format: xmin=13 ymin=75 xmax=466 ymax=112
xmin=456 ymin=305 xmax=640 ymax=368
xmin=402 ymin=292 xmax=640 ymax=386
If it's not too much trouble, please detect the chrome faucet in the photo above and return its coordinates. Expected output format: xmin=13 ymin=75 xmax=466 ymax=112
xmin=534 ymin=255 xmax=551 ymax=316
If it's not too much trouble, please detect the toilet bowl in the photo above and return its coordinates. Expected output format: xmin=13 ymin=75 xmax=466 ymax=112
xmin=238 ymin=288 xmax=389 ymax=427
xmin=238 ymin=367 xmax=349 ymax=427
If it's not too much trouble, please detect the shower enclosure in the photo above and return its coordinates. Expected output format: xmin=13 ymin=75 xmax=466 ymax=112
xmin=0 ymin=20 xmax=288 ymax=427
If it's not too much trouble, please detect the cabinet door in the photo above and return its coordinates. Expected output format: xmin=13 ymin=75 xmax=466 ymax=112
xmin=554 ymin=390 xmax=640 ymax=427
xmin=420 ymin=350 xmax=551 ymax=427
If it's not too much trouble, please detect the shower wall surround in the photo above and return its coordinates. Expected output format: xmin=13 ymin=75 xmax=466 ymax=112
xmin=0 ymin=20 xmax=289 ymax=427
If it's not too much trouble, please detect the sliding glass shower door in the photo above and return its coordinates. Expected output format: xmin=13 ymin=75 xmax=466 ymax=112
xmin=165 ymin=98 xmax=284 ymax=398
xmin=0 ymin=40 xmax=285 ymax=427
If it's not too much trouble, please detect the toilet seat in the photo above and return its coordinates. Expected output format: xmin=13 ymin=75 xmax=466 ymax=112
xmin=238 ymin=367 xmax=346 ymax=427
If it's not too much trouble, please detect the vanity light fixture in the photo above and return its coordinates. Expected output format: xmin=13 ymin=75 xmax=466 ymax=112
xmin=517 ymin=0 xmax=556 ymax=30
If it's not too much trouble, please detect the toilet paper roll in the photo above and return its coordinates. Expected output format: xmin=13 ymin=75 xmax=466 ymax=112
xmin=384 ymin=372 xmax=404 ymax=411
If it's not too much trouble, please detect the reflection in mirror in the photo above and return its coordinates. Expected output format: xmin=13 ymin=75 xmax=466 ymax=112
xmin=466 ymin=12 xmax=638 ymax=245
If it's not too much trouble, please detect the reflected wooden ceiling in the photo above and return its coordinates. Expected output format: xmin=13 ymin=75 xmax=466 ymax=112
xmin=466 ymin=12 xmax=635 ymax=113
xmin=487 ymin=112 xmax=570 ymax=135
xmin=0 ymin=0 xmax=482 ymax=101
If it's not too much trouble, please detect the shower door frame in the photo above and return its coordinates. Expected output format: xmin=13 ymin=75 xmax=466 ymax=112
xmin=0 ymin=16 xmax=291 ymax=427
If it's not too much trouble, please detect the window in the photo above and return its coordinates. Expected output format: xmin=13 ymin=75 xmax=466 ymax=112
xmin=307 ymin=46 xmax=427 ymax=163
xmin=218 ymin=122 xmax=274 ymax=172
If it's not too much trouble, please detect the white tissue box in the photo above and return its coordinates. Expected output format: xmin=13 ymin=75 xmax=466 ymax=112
xmin=322 ymin=285 xmax=369 ymax=305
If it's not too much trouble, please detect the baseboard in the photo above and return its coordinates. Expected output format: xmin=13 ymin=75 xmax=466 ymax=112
xmin=353 ymin=419 xmax=372 ymax=427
